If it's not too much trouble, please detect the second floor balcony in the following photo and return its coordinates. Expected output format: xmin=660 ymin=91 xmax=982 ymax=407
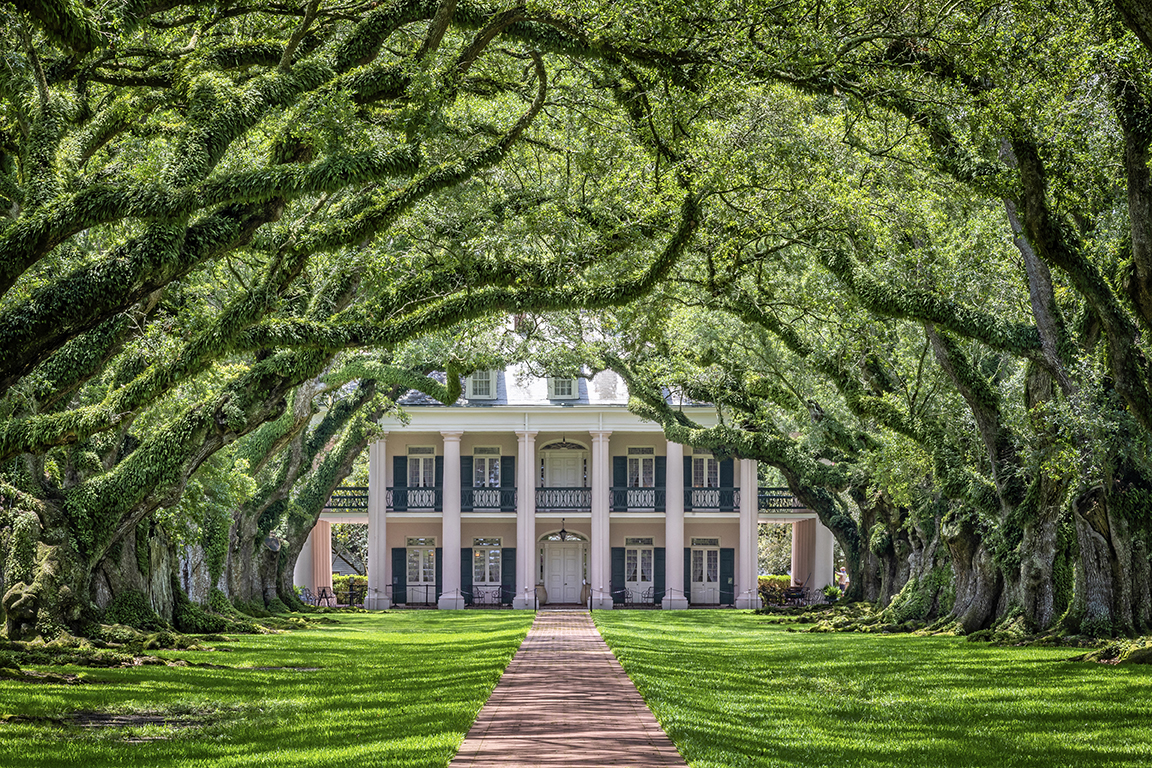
xmin=378 ymin=485 xmax=801 ymax=514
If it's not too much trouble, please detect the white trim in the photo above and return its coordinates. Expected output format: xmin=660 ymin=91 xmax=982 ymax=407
xmin=547 ymin=376 xmax=578 ymax=400
xmin=466 ymin=370 xmax=497 ymax=400
xmin=379 ymin=406 xmax=719 ymax=433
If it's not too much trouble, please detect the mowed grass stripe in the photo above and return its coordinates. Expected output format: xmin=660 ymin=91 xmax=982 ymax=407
xmin=594 ymin=610 xmax=1152 ymax=768
xmin=0 ymin=611 xmax=534 ymax=768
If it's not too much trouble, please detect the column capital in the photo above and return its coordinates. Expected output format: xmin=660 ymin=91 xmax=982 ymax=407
xmin=440 ymin=430 xmax=464 ymax=441
xmin=515 ymin=430 xmax=539 ymax=440
xmin=589 ymin=430 xmax=612 ymax=442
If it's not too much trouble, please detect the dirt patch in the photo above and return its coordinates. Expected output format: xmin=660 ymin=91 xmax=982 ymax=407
xmin=0 ymin=668 xmax=86 ymax=685
xmin=4 ymin=709 xmax=214 ymax=742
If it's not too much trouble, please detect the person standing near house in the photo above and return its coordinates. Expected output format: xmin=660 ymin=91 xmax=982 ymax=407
xmin=836 ymin=567 xmax=848 ymax=591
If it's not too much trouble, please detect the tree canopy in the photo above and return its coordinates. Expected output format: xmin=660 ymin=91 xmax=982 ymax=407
xmin=2 ymin=0 xmax=1152 ymax=642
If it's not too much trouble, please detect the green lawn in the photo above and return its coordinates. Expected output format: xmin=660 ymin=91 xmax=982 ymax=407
xmin=0 ymin=611 xmax=534 ymax=768
xmin=595 ymin=611 xmax=1152 ymax=768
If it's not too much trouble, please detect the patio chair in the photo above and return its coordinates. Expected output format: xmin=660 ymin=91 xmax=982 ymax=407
xmin=316 ymin=586 xmax=335 ymax=607
xmin=299 ymin=587 xmax=315 ymax=606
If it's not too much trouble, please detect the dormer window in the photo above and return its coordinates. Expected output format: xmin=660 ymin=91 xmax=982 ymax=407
xmin=466 ymin=370 xmax=497 ymax=400
xmin=548 ymin=376 xmax=578 ymax=400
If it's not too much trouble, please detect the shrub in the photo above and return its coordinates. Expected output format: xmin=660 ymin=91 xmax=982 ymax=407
xmin=758 ymin=575 xmax=792 ymax=606
xmin=332 ymin=573 xmax=367 ymax=600
xmin=103 ymin=590 xmax=169 ymax=632
xmin=171 ymin=578 xmax=229 ymax=634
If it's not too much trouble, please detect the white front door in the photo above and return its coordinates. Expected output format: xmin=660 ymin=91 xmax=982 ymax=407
xmin=545 ymin=542 xmax=583 ymax=603
xmin=690 ymin=548 xmax=720 ymax=604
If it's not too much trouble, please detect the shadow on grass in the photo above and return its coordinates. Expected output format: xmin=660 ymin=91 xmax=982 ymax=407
xmin=0 ymin=611 xmax=535 ymax=768
xmin=595 ymin=610 xmax=1152 ymax=768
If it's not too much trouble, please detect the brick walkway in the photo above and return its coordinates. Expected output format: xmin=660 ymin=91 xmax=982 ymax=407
xmin=450 ymin=609 xmax=686 ymax=767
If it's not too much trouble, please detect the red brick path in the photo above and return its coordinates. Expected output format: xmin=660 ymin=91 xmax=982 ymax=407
xmin=450 ymin=609 xmax=687 ymax=767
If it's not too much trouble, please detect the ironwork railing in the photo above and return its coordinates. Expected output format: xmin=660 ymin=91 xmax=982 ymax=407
xmin=610 ymin=487 xmax=666 ymax=511
xmin=536 ymin=487 xmax=592 ymax=510
xmin=464 ymin=586 xmax=513 ymax=607
xmin=386 ymin=487 xmax=443 ymax=510
xmin=326 ymin=486 xmax=368 ymax=510
xmin=758 ymin=487 xmax=805 ymax=510
xmin=462 ymin=487 xmax=516 ymax=511
xmin=403 ymin=584 xmax=438 ymax=606
xmin=683 ymin=487 xmax=738 ymax=511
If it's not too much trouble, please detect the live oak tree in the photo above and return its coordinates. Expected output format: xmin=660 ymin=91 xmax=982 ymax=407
xmin=0 ymin=0 xmax=706 ymax=638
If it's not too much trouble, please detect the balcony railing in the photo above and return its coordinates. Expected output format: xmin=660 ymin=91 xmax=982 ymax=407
xmin=758 ymin=487 xmax=804 ymax=510
xmin=326 ymin=486 xmax=368 ymax=510
xmin=386 ymin=487 xmax=443 ymax=510
xmin=383 ymin=485 xmax=804 ymax=513
xmin=683 ymin=487 xmax=738 ymax=511
xmin=462 ymin=487 xmax=517 ymax=511
xmin=610 ymin=486 xmax=666 ymax=511
xmin=536 ymin=487 xmax=592 ymax=510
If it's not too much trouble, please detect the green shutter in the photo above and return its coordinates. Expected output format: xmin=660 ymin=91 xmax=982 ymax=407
xmin=611 ymin=547 xmax=625 ymax=605
xmin=501 ymin=547 xmax=516 ymax=605
xmin=461 ymin=456 xmax=474 ymax=511
xmin=655 ymin=456 xmax=666 ymax=512
xmin=392 ymin=456 xmax=407 ymax=511
xmin=461 ymin=548 xmax=473 ymax=605
xmin=654 ymin=547 xmax=666 ymax=605
xmin=391 ymin=547 xmax=406 ymax=604
xmin=500 ymin=456 xmax=516 ymax=512
xmin=612 ymin=456 xmax=627 ymax=511
xmin=720 ymin=459 xmax=735 ymax=511
xmin=720 ymin=547 xmax=735 ymax=605
xmin=435 ymin=547 xmax=443 ymax=601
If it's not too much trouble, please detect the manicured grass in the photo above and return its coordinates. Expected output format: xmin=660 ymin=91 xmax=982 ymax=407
xmin=595 ymin=611 xmax=1152 ymax=768
xmin=0 ymin=611 xmax=534 ymax=767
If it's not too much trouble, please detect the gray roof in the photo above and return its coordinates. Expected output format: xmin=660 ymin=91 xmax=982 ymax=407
xmin=396 ymin=366 xmax=708 ymax=408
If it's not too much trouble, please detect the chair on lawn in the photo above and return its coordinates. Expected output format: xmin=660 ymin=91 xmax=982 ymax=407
xmin=316 ymin=586 xmax=335 ymax=607
xmin=783 ymin=573 xmax=812 ymax=606
xmin=299 ymin=587 xmax=315 ymax=606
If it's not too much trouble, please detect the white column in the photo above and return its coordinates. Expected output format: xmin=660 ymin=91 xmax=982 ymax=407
xmin=663 ymin=441 xmax=688 ymax=609
xmin=438 ymin=431 xmax=464 ymax=609
xmin=294 ymin=528 xmax=315 ymax=592
xmin=813 ymin=518 xmax=836 ymax=591
xmin=366 ymin=436 xmax=390 ymax=609
xmin=312 ymin=519 xmax=332 ymax=595
xmin=792 ymin=518 xmax=814 ymax=587
xmin=736 ymin=458 xmax=760 ymax=608
xmin=590 ymin=430 xmax=612 ymax=609
xmin=513 ymin=430 xmax=537 ymax=609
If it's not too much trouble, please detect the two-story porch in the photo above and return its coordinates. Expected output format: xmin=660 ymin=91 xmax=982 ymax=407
xmin=294 ymin=369 xmax=836 ymax=609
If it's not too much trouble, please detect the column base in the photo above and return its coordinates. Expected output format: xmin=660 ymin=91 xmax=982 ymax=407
xmin=662 ymin=595 xmax=689 ymax=610
xmin=365 ymin=595 xmax=392 ymax=610
xmin=512 ymin=595 xmax=535 ymax=609
xmin=592 ymin=597 xmax=614 ymax=610
xmin=735 ymin=595 xmax=760 ymax=610
xmin=437 ymin=593 xmax=465 ymax=610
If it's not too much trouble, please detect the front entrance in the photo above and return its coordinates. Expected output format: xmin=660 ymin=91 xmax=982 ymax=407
xmin=544 ymin=541 xmax=585 ymax=603
xmin=690 ymin=547 xmax=720 ymax=605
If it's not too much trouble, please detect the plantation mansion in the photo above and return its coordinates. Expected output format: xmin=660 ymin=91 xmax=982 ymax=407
xmin=295 ymin=368 xmax=836 ymax=609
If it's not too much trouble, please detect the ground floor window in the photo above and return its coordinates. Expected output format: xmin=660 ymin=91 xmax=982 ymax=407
xmin=624 ymin=536 xmax=654 ymax=586
xmin=472 ymin=537 xmax=502 ymax=584
xmin=406 ymin=537 xmax=436 ymax=585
